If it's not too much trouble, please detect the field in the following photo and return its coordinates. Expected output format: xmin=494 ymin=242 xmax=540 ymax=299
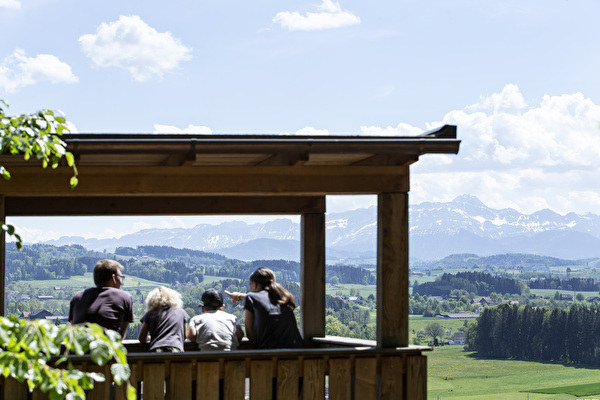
xmin=16 ymin=272 xmax=164 ymax=289
xmin=428 ymin=346 xmax=600 ymax=400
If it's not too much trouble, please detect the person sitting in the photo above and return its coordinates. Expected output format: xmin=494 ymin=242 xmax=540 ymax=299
xmin=225 ymin=267 xmax=303 ymax=349
xmin=187 ymin=289 xmax=244 ymax=351
xmin=138 ymin=286 xmax=189 ymax=352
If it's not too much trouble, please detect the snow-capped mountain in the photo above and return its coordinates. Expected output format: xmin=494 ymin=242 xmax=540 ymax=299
xmin=41 ymin=195 xmax=600 ymax=262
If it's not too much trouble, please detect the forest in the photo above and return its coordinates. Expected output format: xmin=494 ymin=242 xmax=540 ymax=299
xmin=412 ymin=271 xmax=525 ymax=297
xmin=466 ymin=303 xmax=600 ymax=365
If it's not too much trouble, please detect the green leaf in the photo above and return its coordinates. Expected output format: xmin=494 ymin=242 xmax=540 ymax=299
xmin=70 ymin=176 xmax=78 ymax=189
xmin=127 ymin=384 xmax=138 ymax=400
xmin=110 ymin=363 xmax=131 ymax=385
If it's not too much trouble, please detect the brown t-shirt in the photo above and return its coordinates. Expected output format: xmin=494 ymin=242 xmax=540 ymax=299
xmin=69 ymin=286 xmax=134 ymax=334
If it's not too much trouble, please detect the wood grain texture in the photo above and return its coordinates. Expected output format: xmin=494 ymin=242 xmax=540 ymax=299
xmin=197 ymin=361 xmax=220 ymax=400
xmin=354 ymin=357 xmax=377 ymax=400
xmin=380 ymin=356 xmax=404 ymax=400
xmin=328 ymin=358 xmax=351 ymax=400
xmin=276 ymin=359 xmax=299 ymax=400
xmin=142 ymin=363 xmax=166 ymax=400
xmin=301 ymin=211 xmax=326 ymax=341
xmin=223 ymin=360 xmax=245 ymax=400
xmin=303 ymin=359 xmax=325 ymax=399
xmin=377 ymin=192 xmax=409 ymax=348
xmin=250 ymin=360 xmax=273 ymax=400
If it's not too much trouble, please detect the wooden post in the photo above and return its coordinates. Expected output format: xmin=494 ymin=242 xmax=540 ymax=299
xmin=300 ymin=211 xmax=326 ymax=342
xmin=0 ymin=195 xmax=5 ymax=316
xmin=377 ymin=192 xmax=409 ymax=348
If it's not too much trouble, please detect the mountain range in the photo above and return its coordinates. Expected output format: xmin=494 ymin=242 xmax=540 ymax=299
xmin=40 ymin=195 xmax=600 ymax=264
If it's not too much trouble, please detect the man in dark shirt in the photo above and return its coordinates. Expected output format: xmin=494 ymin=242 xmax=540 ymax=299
xmin=69 ymin=259 xmax=134 ymax=338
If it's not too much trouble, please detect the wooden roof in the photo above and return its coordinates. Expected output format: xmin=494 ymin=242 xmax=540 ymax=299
xmin=0 ymin=124 xmax=459 ymax=216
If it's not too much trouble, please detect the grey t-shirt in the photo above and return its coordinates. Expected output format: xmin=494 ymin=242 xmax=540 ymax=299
xmin=141 ymin=306 xmax=190 ymax=351
xmin=244 ymin=290 xmax=303 ymax=349
xmin=189 ymin=310 xmax=241 ymax=351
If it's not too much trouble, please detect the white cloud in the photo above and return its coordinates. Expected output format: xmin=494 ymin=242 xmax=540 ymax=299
xmin=274 ymin=0 xmax=360 ymax=31
xmin=0 ymin=48 xmax=78 ymax=93
xmin=294 ymin=126 xmax=329 ymax=135
xmin=79 ymin=15 xmax=192 ymax=81
xmin=368 ymin=84 xmax=600 ymax=215
xmin=0 ymin=0 xmax=20 ymax=8
xmin=360 ymin=123 xmax=423 ymax=136
xmin=153 ymin=124 xmax=212 ymax=134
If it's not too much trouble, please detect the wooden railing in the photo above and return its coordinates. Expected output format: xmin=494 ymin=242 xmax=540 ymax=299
xmin=0 ymin=338 xmax=431 ymax=400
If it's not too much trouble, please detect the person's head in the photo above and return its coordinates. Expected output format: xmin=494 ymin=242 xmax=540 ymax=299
xmin=93 ymin=259 xmax=125 ymax=288
xmin=249 ymin=267 xmax=276 ymax=291
xmin=201 ymin=289 xmax=224 ymax=311
xmin=144 ymin=286 xmax=183 ymax=311
xmin=249 ymin=267 xmax=297 ymax=309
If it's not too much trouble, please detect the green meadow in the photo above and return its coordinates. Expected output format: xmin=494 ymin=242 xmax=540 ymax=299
xmin=428 ymin=346 xmax=600 ymax=400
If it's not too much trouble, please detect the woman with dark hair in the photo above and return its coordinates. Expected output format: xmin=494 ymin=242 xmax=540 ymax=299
xmin=225 ymin=267 xmax=303 ymax=349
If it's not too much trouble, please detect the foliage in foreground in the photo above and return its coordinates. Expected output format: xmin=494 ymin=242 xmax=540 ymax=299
xmin=0 ymin=100 xmax=78 ymax=249
xmin=0 ymin=317 xmax=135 ymax=400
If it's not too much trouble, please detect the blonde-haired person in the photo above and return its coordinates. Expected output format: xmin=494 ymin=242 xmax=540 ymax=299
xmin=225 ymin=267 xmax=303 ymax=349
xmin=138 ymin=286 xmax=190 ymax=352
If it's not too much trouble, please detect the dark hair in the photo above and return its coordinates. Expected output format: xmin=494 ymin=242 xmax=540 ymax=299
xmin=249 ymin=267 xmax=297 ymax=310
xmin=201 ymin=289 xmax=224 ymax=310
xmin=93 ymin=259 xmax=124 ymax=286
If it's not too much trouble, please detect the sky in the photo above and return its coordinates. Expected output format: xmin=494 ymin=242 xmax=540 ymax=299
xmin=2 ymin=0 xmax=600 ymax=242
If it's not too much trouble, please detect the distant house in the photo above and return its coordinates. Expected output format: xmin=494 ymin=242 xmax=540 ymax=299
xmin=24 ymin=309 xmax=54 ymax=320
xmin=53 ymin=286 xmax=67 ymax=290
xmin=436 ymin=313 xmax=478 ymax=319
xmin=37 ymin=295 xmax=54 ymax=300
xmin=472 ymin=297 xmax=493 ymax=305
xmin=449 ymin=332 xmax=466 ymax=345
xmin=348 ymin=296 xmax=362 ymax=302
xmin=587 ymin=296 xmax=600 ymax=303
xmin=17 ymin=295 xmax=31 ymax=302
xmin=560 ymin=294 xmax=573 ymax=301
xmin=530 ymin=294 xmax=542 ymax=299
xmin=428 ymin=296 xmax=444 ymax=302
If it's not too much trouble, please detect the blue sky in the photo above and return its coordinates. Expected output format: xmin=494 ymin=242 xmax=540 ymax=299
xmin=2 ymin=1 xmax=600 ymax=241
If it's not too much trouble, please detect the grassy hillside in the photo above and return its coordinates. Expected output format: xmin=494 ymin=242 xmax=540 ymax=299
xmin=428 ymin=346 xmax=600 ymax=399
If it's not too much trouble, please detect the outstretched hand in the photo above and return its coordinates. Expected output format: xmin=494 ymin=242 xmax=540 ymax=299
xmin=224 ymin=290 xmax=246 ymax=304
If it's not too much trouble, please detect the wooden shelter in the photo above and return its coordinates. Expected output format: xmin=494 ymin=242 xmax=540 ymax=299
xmin=0 ymin=125 xmax=460 ymax=399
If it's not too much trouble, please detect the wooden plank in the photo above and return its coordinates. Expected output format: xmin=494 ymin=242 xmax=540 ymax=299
xmin=4 ymin=378 xmax=28 ymax=400
xmin=169 ymin=362 xmax=193 ymax=400
xmin=196 ymin=361 xmax=220 ymax=400
xmin=354 ymin=357 xmax=377 ymax=400
xmin=303 ymin=359 xmax=325 ymax=399
xmin=4 ymin=195 xmax=325 ymax=216
xmin=115 ymin=362 xmax=139 ymax=400
xmin=276 ymin=359 xmax=299 ymax=400
xmin=0 ymin=165 xmax=410 ymax=196
xmin=300 ymin=211 xmax=326 ymax=341
xmin=86 ymin=365 xmax=111 ymax=400
xmin=32 ymin=388 xmax=50 ymax=400
xmin=223 ymin=360 xmax=245 ymax=400
xmin=250 ymin=360 xmax=272 ymax=400
xmin=406 ymin=355 xmax=427 ymax=400
xmin=380 ymin=356 xmax=404 ymax=400
xmin=143 ymin=363 xmax=166 ymax=400
xmin=328 ymin=358 xmax=351 ymax=400
xmin=0 ymin=195 xmax=5 ymax=316
xmin=377 ymin=192 xmax=409 ymax=348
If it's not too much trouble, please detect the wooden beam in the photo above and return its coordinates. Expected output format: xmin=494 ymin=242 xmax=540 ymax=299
xmin=0 ymin=195 xmax=4 ymax=316
xmin=377 ymin=192 xmax=409 ymax=348
xmin=4 ymin=196 xmax=325 ymax=216
xmin=0 ymin=165 xmax=410 ymax=196
xmin=301 ymin=211 xmax=326 ymax=342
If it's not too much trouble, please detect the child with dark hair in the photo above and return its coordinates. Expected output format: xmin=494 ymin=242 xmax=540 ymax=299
xmin=225 ymin=267 xmax=303 ymax=349
xmin=187 ymin=289 xmax=243 ymax=351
